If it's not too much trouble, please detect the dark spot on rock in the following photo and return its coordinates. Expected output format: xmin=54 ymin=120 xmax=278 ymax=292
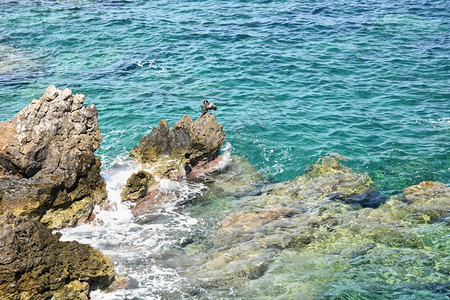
xmin=327 ymin=190 xmax=387 ymax=208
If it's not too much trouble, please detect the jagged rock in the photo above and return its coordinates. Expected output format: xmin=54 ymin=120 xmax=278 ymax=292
xmin=0 ymin=212 xmax=115 ymax=299
xmin=121 ymin=171 xmax=155 ymax=201
xmin=0 ymin=86 xmax=107 ymax=229
xmin=130 ymin=113 xmax=225 ymax=176
xmin=122 ymin=113 xmax=225 ymax=208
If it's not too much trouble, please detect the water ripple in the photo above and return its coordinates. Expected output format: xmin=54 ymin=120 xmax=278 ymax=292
xmin=0 ymin=0 xmax=449 ymax=193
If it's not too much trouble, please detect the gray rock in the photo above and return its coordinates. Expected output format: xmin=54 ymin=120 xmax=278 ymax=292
xmin=0 ymin=86 xmax=107 ymax=229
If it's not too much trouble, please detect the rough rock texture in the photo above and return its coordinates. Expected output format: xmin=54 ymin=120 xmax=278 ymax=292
xmin=0 ymin=212 xmax=115 ymax=299
xmin=391 ymin=180 xmax=450 ymax=219
xmin=122 ymin=113 xmax=225 ymax=208
xmin=182 ymin=154 xmax=377 ymax=289
xmin=130 ymin=113 xmax=225 ymax=175
xmin=120 ymin=171 xmax=155 ymax=201
xmin=0 ymin=86 xmax=107 ymax=229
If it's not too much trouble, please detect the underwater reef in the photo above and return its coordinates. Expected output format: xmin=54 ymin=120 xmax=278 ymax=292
xmin=174 ymin=154 xmax=449 ymax=298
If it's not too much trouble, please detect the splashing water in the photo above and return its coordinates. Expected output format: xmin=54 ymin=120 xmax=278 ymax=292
xmin=59 ymin=154 xmax=212 ymax=299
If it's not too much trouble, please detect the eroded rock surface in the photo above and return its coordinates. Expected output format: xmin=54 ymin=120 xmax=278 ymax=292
xmin=0 ymin=213 xmax=115 ymax=300
xmin=0 ymin=86 xmax=107 ymax=229
xmin=122 ymin=113 xmax=225 ymax=213
xmin=130 ymin=114 xmax=225 ymax=171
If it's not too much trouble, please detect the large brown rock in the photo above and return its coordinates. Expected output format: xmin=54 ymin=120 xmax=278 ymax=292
xmin=0 ymin=86 xmax=107 ymax=229
xmin=0 ymin=212 xmax=115 ymax=299
xmin=122 ymin=113 xmax=225 ymax=207
xmin=130 ymin=113 xmax=225 ymax=175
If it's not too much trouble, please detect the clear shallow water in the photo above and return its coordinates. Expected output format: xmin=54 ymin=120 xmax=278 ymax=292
xmin=1 ymin=0 xmax=449 ymax=299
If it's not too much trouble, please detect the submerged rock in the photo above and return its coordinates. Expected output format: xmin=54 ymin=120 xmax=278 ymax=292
xmin=0 ymin=212 xmax=115 ymax=299
xmin=290 ymin=153 xmax=379 ymax=206
xmin=236 ymin=153 xmax=382 ymax=211
xmin=374 ymin=180 xmax=450 ymax=223
xmin=0 ymin=86 xmax=107 ymax=229
xmin=208 ymin=155 xmax=264 ymax=195
xmin=401 ymin=181 xmax=450 ymax=218
xmin=181 ymin=155 xmax=450 ymax=295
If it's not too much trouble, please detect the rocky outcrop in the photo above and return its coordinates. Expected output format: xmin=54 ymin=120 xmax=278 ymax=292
xmin=122 ymin=113 xmax=225 ymax=210
xmin=121 ymin=171 xmax=155 ymax=201
xmin=390 ymin=181 xmax=450 ymax=220
xmin=130 ymin=113 xmax=225 ymax=177
xmin=0 ymin=212 xmax=115 ymax=299
xmin=0 ymin=86 xmax=107 ymax=229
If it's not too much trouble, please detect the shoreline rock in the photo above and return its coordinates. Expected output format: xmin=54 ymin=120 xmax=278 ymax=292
xmin=0 ymin=212 xmax=115 ymax=299
xmin=122 ymin=113 xmax=226 ymax=214
xmin=0 ymin=86 xmax=107 ymax=229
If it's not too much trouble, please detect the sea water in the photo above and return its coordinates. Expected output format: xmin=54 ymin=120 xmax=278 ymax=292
xmin=0 ymin=0 xmax=449 ymax=299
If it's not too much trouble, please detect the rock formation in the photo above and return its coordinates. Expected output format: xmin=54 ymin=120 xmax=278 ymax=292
xmin=120 ymin=171 xmax=155 ymax=201
xmin=130 ymin=114 xmax=225 ymax=174
xmin=0 ymin=212 xmax=115 ymax=299
xmin=122 ymin=113 xmax=225 ymax=210
xmin=0 ymin=86 xmax=107 ymax=229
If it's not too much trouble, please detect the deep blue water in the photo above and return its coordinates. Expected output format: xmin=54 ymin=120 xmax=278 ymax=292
xmin=0 ymin=0 xmax=449 ymax=192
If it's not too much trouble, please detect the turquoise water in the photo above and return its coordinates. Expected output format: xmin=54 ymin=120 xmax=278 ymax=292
xmin=1 ymin=1 xmax=450 ymax=299
xmin=1 ymin=0 xmax=449 ymax=193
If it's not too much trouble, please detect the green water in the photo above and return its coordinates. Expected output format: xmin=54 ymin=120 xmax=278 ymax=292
xmin=1 ymin=0 xmax=449 ymax=299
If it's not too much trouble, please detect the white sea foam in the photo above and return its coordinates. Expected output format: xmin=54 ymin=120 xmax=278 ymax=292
xmin=216 ymin=142 xmax=233 ymax=171
xmin=57 ymin=151 xmax=223 ymax=298
xmin=94 ymin=155 xmax=139 ymax=224
xmin=58 ymin=144 xmax=234 ymax=298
